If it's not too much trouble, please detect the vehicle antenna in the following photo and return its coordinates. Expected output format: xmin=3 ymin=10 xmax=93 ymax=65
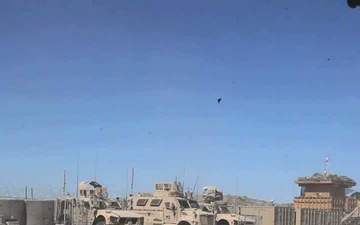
xmin=63 ymin=170 xmax=66 ymax=197
xmin=196 ymin=168 xmax=200 ymax=200
xmin=76 ymin=152 xmax=79 ymax=197
xmin=131 ymin=167 xmax=134 ymax=195
xmin=235 ymin=176 xmax=238 ymax=214
xmin=94 ymin=151 xmax=98 ymax=181
xmin=125 ymin=166 xmax=128 ymax=210
xmin=182 ymin=161 xmax=186 ymax=195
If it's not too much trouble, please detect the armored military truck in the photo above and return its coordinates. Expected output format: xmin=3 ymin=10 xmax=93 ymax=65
xmin=54 ymin=181 xmax=144 ymax=225
xmin=127 ymin=181 xmax=215 ymax=225
xmin=199 ymin=187 xmax=255 ymax=225
xmin=200 ymin=203 xmax=254 ymax=225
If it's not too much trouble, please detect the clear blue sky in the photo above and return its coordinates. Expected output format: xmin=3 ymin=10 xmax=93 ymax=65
xmin=1 ymin=0 xmax=360 ymax=203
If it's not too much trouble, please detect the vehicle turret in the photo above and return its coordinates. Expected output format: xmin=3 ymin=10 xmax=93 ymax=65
xmin=78 ymin=180 xmax=109 ymax=199
xmin=202 ymin=186 xmax=224 ymax=203
xmin=200 ymin=186 xmax=255 ymax=225
xmin=153 ymin=182 xmax=185 ymax=197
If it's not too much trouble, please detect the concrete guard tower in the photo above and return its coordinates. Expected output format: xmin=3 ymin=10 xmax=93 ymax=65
xmin=294 ymin=157 xmax=357 ymax=212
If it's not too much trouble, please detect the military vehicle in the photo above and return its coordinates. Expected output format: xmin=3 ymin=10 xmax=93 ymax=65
xmin=126 ymin=181 xmax=215 ymax=225
xmin=54 ymin=181 xmax=144 ymax=225
xmin=199 ymin=187 xmax=255 ymax=225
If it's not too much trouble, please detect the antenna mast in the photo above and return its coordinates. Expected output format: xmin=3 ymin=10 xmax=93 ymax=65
xmin=125 ymin=167 xmax=129 ymax=197
xmin=182 ymin=162 xmax=186 ymax=195
xmin=324 ymin=157 xmax=329 ymax=177
xmin=191 ymin=168 xmax=200 ymax=200
xmin=76 ymin=152 xmax=79 ymax=197
xmin=131 ymin=167 xmax=134 ymax=195
xmin=63 ymin=170 xmax=66 ymax=197
xmin=125 ymin=167 xmax=129 ymax=210
xmin=235 ymin=176 xmax=238 ymax=214
xmin=95 ymin=151 xmax=98 ymax=181
xmin=196 ymin=168 xmax=200 ymax=200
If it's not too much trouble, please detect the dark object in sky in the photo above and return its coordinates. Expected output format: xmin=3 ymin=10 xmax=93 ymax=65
xmin=328 ymin=58 xmax=330 ymax=61
xmin=347 ymin=0 xmax=360 ymax=8
xmin=217 ymin=98 xmax=222 ymax=104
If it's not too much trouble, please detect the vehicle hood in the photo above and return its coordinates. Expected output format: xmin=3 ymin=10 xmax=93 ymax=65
xmin=183 ymin=208 xmax=214 ymax=216
xmin=99 ymin=209 xmax=142 ymax=218
xmin=217 ymin=214 xmax=255 ymax=223
xmin=236 ymin=214 xmax=255 ymax=223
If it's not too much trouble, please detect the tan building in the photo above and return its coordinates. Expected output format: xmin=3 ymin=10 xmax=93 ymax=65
xmin=293 ymin=172 xmax=357 ymax=212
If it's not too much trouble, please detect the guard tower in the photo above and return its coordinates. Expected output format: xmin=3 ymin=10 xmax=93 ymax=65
xmin=294 ymin=158 xmax=356 ymax=211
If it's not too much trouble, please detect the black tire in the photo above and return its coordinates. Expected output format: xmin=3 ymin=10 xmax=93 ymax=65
xmin=178 ymin=221 xmax=191 ymax=225
xmin=217 ymin=220 xmax=230 ymax=225
xmin=348 ymin=0 xmax=359 ymax=8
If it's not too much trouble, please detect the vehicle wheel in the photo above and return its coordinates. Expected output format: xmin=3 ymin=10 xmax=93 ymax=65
xmin=217 ymin=220 xmax=229 ymax=225
xmin=178 ymin=221 xmax=191 ymax=225
xmin=348 ymin=0 xmax=359 ymax=8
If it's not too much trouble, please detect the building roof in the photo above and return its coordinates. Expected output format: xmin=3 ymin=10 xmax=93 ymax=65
xmin=295 ymin=173 xmax=356 ymax=187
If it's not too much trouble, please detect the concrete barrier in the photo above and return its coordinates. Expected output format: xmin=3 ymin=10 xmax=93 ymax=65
xmin=25 ymin=199 xmax=55 ymax=225
xmin=0 ymin=199 xmax=26 ymax=225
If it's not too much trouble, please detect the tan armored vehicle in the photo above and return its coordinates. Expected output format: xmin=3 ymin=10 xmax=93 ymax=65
xmin=127 ymin=181 xmax=215 ymax=225
xmin=200 ymin=187 xmax=255 ymax=225
xmin=54 ymin=181 xmax=144 ymax=225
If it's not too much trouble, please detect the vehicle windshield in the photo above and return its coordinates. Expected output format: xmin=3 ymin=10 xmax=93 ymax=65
xmin=89 ymin=199 xmax=108 ymax=210
xmin=94 ymin=200 xmax=107 ymax=209
xmin=108 ymin=201 xmax=122 ymax=209
xmin=218 ymin=205 xmax=231 ymax=214
xmin=178 ymin=199 xmax=190 ymax=208
xmin=201 ymin=205 xmax=212 ymax=212
xmin=188 ymin=200 xmax=200 ymax=208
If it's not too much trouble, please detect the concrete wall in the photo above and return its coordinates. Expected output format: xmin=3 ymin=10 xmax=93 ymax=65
xmin=240 ymin=206 xmax=295 ymax=225
xmin=240 ymin=206 xmax=343 ymax=225
xmin=0 ymin=199 xmax=26 ymax=225
xmin=295 ymin=208 xmax=343 ymax=225
xmin=25 ymin=200 xmax=55 ymax=225
xmin=0 ymin=198 xmax=56 ymax=225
